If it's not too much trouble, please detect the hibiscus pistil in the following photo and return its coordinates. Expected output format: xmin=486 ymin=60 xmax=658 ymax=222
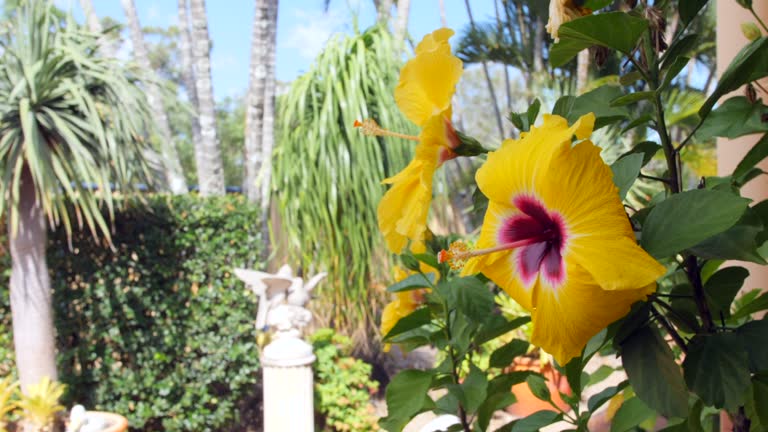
xmin=354 ymin=118 xmax=420 ymax=142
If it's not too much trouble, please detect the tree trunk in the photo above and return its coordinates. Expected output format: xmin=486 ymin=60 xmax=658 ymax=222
xmin=177 ymin=0 xmax=203 ymax=175
xmin=10 ymin=170 xmax=57 ymax=392
xmin=121 ymin=0 xmax=188 ymax=194
xmin=577 ymin=49 xmax=589 ymax=94
xmin=533 ymin=16 xmax=544 ymax=73
xmin=373 ymin=0 xmax=393 ymax=24
xmin=260 ymin=0 xmax=278 ymax=218
xmin=494 ymin=0 xmax=512 ymax=111
xmin=464 ymin=0 xmax=505 ymax=140
xmin=189 ymin=0 xmax=225 ymax=196
xmin=79 ymin=0 xmax=117 ymax=57
xmin=439 ymin=0 xmax=447 ymax=27
xmin=394 ymin=0 xmax=410 ymax=49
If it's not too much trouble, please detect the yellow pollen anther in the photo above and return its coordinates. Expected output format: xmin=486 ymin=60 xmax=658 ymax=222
xmin=353 ymin=118 xmax=420 ymax=142
xmin=438 ymin=240 xmax=471 ymax=270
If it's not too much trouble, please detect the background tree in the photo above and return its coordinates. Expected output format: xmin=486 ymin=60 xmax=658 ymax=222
xmin=121 ymin=0 xmax=188 ymax=194
xmin=0 ymin=1 xmax=154 ymax=390
xmin=177 ymin=0 xmax=203 ymax=187
xmin=188 ymin=0 xmax=225 ymax=196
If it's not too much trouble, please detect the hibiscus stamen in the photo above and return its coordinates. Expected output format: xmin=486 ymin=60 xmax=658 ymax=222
xmin=438 ymin=234 xmax=554 ymax=270
xmin=354 ymin=118 xmax=420 ymax=142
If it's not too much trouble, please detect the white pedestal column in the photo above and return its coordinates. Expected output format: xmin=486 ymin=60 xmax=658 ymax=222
xmin=262 ymin=335 xmax=316 ymax=432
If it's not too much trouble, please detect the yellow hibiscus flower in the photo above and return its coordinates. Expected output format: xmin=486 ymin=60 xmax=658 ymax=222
xmin=547 ymin=0 xmax=592 ymax=42
xmin=443 ymin=113 xmax=665 ymax=365
xmin=356 ymin=28 xmax=463 ymax=254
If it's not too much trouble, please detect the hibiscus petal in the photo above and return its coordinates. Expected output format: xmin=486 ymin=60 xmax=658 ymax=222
xmin=378 ymin=160 xmax=435 ymax=253
xmin=569 ymin=236 xmax=666 ymax=290
xmin=530 ymin=262 xmax=655 ymax=365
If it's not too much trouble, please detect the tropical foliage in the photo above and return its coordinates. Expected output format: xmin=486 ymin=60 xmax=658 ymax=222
xmin=375 ymin=1 xmax=768 ymax=431
xmin=274 ymin=25 xmax=415 ymax=345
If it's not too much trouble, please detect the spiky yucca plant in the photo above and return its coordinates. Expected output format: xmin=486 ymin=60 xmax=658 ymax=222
xmin=15 ymin=377 xmax=64 ymax=430
xmin=0 ymin=377 xmax=18 ymax=431
xmin=0 ymin=0 xmax=154 ymax=390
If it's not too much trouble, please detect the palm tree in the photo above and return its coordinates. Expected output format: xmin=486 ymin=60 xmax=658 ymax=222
xmin=121 ymin=0 xmax=188 ymax=194
xmin=243 ymin=0 xmax=278 ymax=212
xmin=177 ymin=0 xmax=203 ymax=181
xmin=0 ymin=1 xmax=154 ymax=391
xmin=188 ymin=0 xmax=225 ymax=196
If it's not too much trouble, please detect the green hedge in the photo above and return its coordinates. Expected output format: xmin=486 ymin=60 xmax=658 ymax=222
xmin=2 ymin=194 xmax=265 ymax=431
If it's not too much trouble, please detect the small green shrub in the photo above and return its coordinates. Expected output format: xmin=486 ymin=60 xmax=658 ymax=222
xmin=2 ymin=194 xmax=265 ymax=431
xmin=311 ymin=328 xmax=380 ymax=432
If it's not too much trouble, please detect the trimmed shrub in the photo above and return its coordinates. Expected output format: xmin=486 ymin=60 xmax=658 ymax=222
xmin=2 ymin=194 xmax=265 ymax=431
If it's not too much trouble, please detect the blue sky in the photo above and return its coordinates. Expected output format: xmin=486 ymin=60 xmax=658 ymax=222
xmin=54 ymin=0 xmax=496 ymax=101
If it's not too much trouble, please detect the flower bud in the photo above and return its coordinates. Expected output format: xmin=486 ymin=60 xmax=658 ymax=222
xmin=741 ymin=22 xmax=762 ymax=41
xmin=746 ymin=83 xmax=758 ymax=104
xmin=736 ymin=0 xmax=753 ymax=9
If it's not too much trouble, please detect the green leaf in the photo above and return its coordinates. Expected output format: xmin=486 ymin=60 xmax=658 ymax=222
xmin=387 ymin=273 xmax=435 ymax=292
xmin=661 ymin=34 xmax=699 ymax=72
xmin=700 ymin=37 xmax=768 ymax=117
xmin=564 ymin=356 xmax=583 ymax=399
xmin=527 ymin=99 xmax=542 ymax=130
xmin=619 ymin=141 xmax=661 ymax=166
xmin=689 ymin=207 xmax=767 ymax=264
xmin=382 ymin=307 xmax=431 ymax=340
xmin=611 ymin=153 xmax=643 ymax=201
xmin=461 ymin=364 xmax=488 ymax=414
xmin=550 ymin=12 xmax=649 ymax=67
xmin=683 ymin=333 xmax=751 ymax=410
xmin=736 ymin=318 xmax=768 ymax=373
xmin=733 ymin=133 xmax=768 ymax=183
xmin=587 ymin=380 xmax=629 ymax=412
xmin=476 ymin=315 xmax=531 ymax=345
xmin=732 ymin=292 xmax=768 ymax=320
xmin=621 ymin=115 xmax=654 ymax=134
xmin=380 ymin=370 xmax=433 ymax=431
xmin=703 ymin=267 xmax=750 ymax=319
xmin=620 ymin=326 xmax=689 ymax=418
xmin=555 ymin=86 xmax=630 ymax=130
xmin=525 ymin=374 xmax=552 ymax=402
xmin=751 ymin=374 xmax=768 ymax=426
xmin=659 ymin=56 xmax=690 ymax=91
xmin=497 ymin=410 xmax=561 ymax=432
xmin=477 ymin=392 xmax=516 ymax=432
xmin=679 ymin=0 xmax=709 ymax=25
xmin=489 ymin=339 xmax=530 ymax=369
xmin=487 ymin=371 xmax=535 ymax=395
xmin=413 ymin=253 xmax=439 ymax=269
xmin=610 ymin=397 xmax=656 ymax=432
xmin=696 ymin=97 xmax=768 ymax=139
xmin=455 ymin=277 xmax=495 ymax=323
xmin=641 ymin=189 xmax=750 ymax=258
xmin=610 ymin=91 xmax=655 ymax=107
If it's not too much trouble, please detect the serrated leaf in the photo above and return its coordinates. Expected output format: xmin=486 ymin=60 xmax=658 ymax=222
xmin=641 ymin=189 xmax=750 ymax=258
xmin=683 ymin=333 xmax=751 ymax=410
xmin=736 ymin=318 xmax=768 ymax=373
xmin=611 ymin=153 xmax=643 ymax=200
xmin=620 ymin=326 xmax=689 ymax=417
xmin=455 ymin=277 xmax=495 ymax=323
xmin=550 ymin=13 xmax=649 ymax=67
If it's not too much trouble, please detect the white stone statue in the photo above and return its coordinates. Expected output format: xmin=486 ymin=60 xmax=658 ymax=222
xmin=234 ymin=264 xmax=327 ymax=337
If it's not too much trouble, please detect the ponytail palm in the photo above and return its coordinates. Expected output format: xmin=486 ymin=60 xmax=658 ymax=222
xmin=0 ymin=1 xmax=153 ymax=390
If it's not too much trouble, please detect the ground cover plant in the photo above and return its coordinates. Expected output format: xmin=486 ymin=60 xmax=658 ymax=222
xmin=364 ymin=1 xmax=768 ymax=430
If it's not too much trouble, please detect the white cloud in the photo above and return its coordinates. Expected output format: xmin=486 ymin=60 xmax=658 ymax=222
xmin=284 ymin=8 xmax=344 ymax=60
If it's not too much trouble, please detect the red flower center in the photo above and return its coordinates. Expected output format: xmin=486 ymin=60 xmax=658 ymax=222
xmin=499 ymin=195 xmax=567 ymax=287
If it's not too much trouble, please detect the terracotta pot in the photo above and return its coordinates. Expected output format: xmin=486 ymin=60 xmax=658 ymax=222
xmin=505 ymin=356 xmax=572 ymax=417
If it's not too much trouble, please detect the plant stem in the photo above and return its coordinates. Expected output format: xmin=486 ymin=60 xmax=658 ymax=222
xmin=651 ymin=305 xmax=688 ymax=353
xmin=652 ymin=92 xmax=681 ymax=193
xmin=674 ymin=117 xmax=705 ymax=153
xmin=639 ymin=173 xmax=671 ymax=184
xmin=685 ymin=256 xmax=716 ymax=333
xmin=750 ymin=7 xmax=768 ymax=33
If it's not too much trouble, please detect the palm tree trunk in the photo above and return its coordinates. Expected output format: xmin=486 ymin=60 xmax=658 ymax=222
xmin=260 ymin=0 xmax=278 ymax=219
xmin=533 ymin=16 xmax=544 ymax=73
xmin=373 ymin=0 xmax=393 ymax=24
xmin=577 ymin=49 xmax=589 ymax=94
xmin=189 ymin=0 xmax=225 ymax=196
xmin=494 ymin=0 xmax=512 ymax=111
xmin=178 ymin=0 xmax=203 ymax=175
xmin=439 ymin=0 xmax=447 ymax=27
xmin=464 ymin=0 xmax=505 ymax=140
xmin=9 ymin=170 xmax=57 ymax=392
xmin=244 ymin=0 xmax=269 ymax=203
xmin=394 ymin=0 xmax=410 ymax=49
xmin=79 ymin=0 xmax=117 ymax=57
xmin=121 ymin=0 xmax=188 ymax=194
